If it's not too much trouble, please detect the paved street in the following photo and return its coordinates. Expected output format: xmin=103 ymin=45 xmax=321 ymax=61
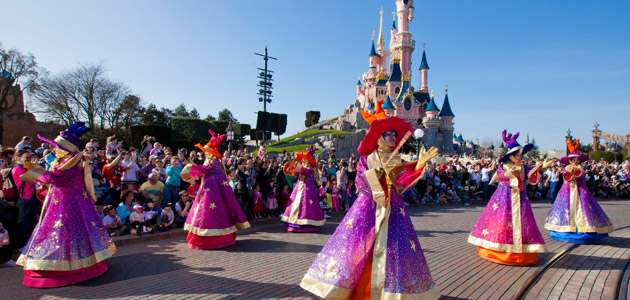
xmin=1 ymin=199 xmax=629 ymax=300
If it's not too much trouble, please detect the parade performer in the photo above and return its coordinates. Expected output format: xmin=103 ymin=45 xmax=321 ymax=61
xmin=468 ymin=130 xmax=551 ymax=266
xmin=301 ymin=100 xmax=440 ymax=299
xmin=16 ymin=122 xmax=116 ymax=288
xmin=183 ymin=130 xmax=250 ymax=250
xmin=281 ymin=145 xmax=326 ymax=232
xmin=544 ymin=138 xmax=614 ymax=244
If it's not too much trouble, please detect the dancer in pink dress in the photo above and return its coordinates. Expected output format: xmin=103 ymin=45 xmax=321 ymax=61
xmin=184 ymin=130 xmax=250 ymax=249
xmin=17 ymin=122 xmax=116 ymax=288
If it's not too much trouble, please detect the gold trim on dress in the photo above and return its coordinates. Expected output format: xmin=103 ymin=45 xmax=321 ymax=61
xmin=235 ymin=221 xmax=250 ymax=230
xmin=280 ymin=216 xmax=326 ymax=226
xmin=286 ymin=176 xmax=305 ymax=224
xmin=19 ymin=165 xmax=46 ymax=182
xmin=300 ymin=274 xmax=354 ymax=300
xmin=503 ymin=163 xmax=524 ymax=252
xmin=17 ymin=244 xmax=116 ymax=271
xmin=544 ymin=223 xmax=615 ymax=234
xmin=184 ymin=223 xmax=239 ymax=236
xmin=467 ymin=235 xmax=546 ymax=253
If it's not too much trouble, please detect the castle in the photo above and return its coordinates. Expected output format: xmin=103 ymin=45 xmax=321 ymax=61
xmin=334 ymin=0 xmax=456 ymax=155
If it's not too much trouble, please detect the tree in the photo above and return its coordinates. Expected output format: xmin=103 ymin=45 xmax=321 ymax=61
xmin=0 ymin=43 xmax=42 ymax=142
xmin=32 ymin=63 xmax=129 ymax=130
xmin=218 ymin=108 xmax=238 ymax=123
xmin=140 ymin=104 xmax=172 ymax=127
xmin=189 ymin=108 xmax=200 ymax=119
xmin=115 ymin=94 xmax=145 ymax=130
xmin=173 ymin=103 xmax=190 ymax=118
xmin=204 ymin=114 xmax=216 ymax=122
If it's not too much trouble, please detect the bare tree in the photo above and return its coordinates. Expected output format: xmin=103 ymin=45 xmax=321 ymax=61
xmin=32 ymin=63 xmax=129 ymax=130
xmin=0 ymin=43 xmax=42 ymax=142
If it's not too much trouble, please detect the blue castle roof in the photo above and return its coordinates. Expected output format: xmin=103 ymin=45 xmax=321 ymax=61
xmin=368 ymin=102 xmax=374 ymax=110
xmin=392 ymin=19 xmax=396 ymax=30
xmin=375 ymin=78 xmax=388 ymax=86
xmin=356 ymin=79 xmax=361 ymax=85
xmin=382 ymin=96 xmax=395 ymax=110
xmin=419 ymin=50 xmax=430 ymax=70
xmin=438 ymin=94 xmax=455 ymax=117
xmin=425 ymin=97 xmax=440 ymax=112
xmin=455 ymin=134 xmax=465 ymax=143
xmin=369 ymin=41 xmax=380 ymax=57
xmin=388 ymin=61 xmax=402 ymax=82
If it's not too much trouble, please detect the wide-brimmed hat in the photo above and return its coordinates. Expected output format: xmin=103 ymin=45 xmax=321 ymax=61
xmin=560 ymin=137 xmax=590 ymax=164
xmin=296 ymin=145 xmax=317 ymax=167
xmin=38 ymin=122 xmax=91 ymax=155
xmin=357 ymin=99 xmax=413 ymax=156
xmin=195 ymin=129 xmax=225 ymax=159
xmin=498 ymin=130 xmax=533 ymax=163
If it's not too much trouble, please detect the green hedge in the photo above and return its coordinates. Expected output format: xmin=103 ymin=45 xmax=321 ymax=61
xmin=170 ymin=117 xmax=214 ymax=144
xmin=589 ymin=150 xmax=627 ymax=163
xmin=233 ymin=123 xmax=251 ymax=138
xmin=130 ymin=124 xmax=172 ymax=149
xmin=305 ymin=110 xmax=320 ymax=127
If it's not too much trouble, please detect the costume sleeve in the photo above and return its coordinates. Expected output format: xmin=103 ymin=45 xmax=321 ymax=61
xmin=298 ymin=166 xmax=314 ymax=177
xmin=394 ymin=161 xmax=426 ymax=193
xmin=190 ymin=161 xmax=219 ymax=178
xmin=526 ymin=164 xmax=544 ymax=185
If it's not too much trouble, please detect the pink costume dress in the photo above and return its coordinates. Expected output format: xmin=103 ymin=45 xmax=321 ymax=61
xmin=468 ymin=162 xmax=547 ymax=265
xmin=301 ymin=155 xmax=440 ymax=299
xmin=184 ymin=159 xmax=250 ymax=250
xmin=16 ymin=162 xmax=116 ymax=288
xmin=253 ymin=191 xmax=265 ymax=213
xmin=266 ymin=188 xmax=278 ymax=210
xmin=545 ymin=165 xmax=614 ymax=243
xmin=281 ymin=165 xmax=326 ymax=232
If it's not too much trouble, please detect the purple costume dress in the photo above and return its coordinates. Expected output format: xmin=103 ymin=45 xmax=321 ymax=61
xmin=16 ymin=162 xmax=116 ymax=288
xmin=184 ymin=159 xmax=250 ymax=250
xmin=281 ymin=165 xmax=326 ymax=232
xmin=301 ymin=155 xmax=439 ymax=299
xmin=468 ymin=162 xmax=546 ymax=265
xmin=544 ymin=165 xmax=614 ymax=244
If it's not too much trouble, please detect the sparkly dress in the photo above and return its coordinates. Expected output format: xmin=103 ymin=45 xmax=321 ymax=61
xmin=301 ymin=155 xmax=440 ymax=300
xmin=468 ymin=162 xmax=546 ymax=265
xmin=544 ymin=165 xmax=614 ymax=243
xmin=16 ymin=162 xmax=116 ymax=288
xmin=281 ymin=165 xmax=326 ymax=232
xmin=184 ymin=159 xmax=250 ymax=250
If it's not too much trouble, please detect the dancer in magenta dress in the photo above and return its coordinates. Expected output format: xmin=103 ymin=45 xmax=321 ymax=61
xmin=281 ymin=145 xmax=326 ymax=232
xmin=468 ymin=130 xmax=551 ymax=266
xmin=301 ymin=100 xmax=440 ymax=299
xmin=16 ymin=122 xmax=116 ymax=288
xmin=184 ymin=130 xmax=250 ymax=250
xmin=545 ymin=138 xmax=614 ymax=244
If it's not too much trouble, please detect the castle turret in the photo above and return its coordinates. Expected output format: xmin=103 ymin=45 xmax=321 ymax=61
xmin=377 ymin=8 xmax=386 ymax=55
xmin=369 ymin=40 xmax=380 ymax=68
xmin=419 ymin=43 xmax=430 ymax=91
xmin=424 ymin=95 xmax=440 ymax=118
xmin=382 ymin=95 xmax=395 ymax=116
xmin=393 ymin=0 xmax=415 ymax=76
xmin=438 ymin=86 xmax=455 ymax=154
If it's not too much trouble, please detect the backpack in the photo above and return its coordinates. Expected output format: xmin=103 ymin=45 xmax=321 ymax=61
xmin=1 ymin=168 xmax=19 ymax=201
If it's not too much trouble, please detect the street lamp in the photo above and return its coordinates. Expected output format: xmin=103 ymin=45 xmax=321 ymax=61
xmin=226 ymin=121 xmax=235 ymax=156
xmin=414 ymin=128 xmax=424 ymax=158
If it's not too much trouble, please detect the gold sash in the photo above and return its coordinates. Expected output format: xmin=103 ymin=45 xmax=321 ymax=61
xmin=502 ymin=162 xmax=523 ymax=252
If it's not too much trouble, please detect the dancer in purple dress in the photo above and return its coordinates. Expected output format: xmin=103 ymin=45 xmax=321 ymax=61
xmin=545 ymin=138 xmax=614 ymax=244
xmin=468 ymin=130 xmax=551 ymax=266
xmin=184 ymin=130 xmax=250 ymax=250
xmin=16 ymin=122 xmax=116 ymax=288
xmin=281 ymin=145 xmax=326 ymax=232
xmin=301 ymin=100 xmax=440 ymax=299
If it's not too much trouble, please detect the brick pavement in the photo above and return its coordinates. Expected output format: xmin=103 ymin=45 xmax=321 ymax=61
xmin=0 ymin=199 xmax=628 ymax=300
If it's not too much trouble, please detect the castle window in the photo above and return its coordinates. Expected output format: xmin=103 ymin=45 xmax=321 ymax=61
xmin=394 ymin=87 xmax=400 ymax=95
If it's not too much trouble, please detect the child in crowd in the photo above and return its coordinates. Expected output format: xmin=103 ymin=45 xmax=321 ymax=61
xmin=143 ymin=199 xmax=162 ymax=233
xmin=160 ymin=203 xmax=175 ymax=231
xmin=106 ymin=135 xmax=122 ymax=159
xmin=102 ymin=205 xmax=128 ymax=236
xmin=0 ymin=220 xmax=16 ymax=267
xmin=187 ymin=179 xmax=200 ymax=197
xmin=266 ymin=179 xmax=278 ymax=219
xmin=325 ymin=183 xmax=333 ymax=210
xmin=279 ymin=184 xmax=291 ymax=213
xmin=330 ymin=180 xmax=340 ymax=212
xmin=129 ymin=205 xmax=146 ymax=235
xmin=175 ymin=191 xmax=192 ymax=228
xmin=252 ymin=184 xmax=265 ymax=219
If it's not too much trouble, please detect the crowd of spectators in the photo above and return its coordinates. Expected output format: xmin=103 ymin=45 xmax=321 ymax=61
xmin=0 ymin=134 xmax=629 ymax=268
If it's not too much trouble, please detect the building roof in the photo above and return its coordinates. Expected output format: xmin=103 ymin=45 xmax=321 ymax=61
xmin=375 ymin=78 xmax=388 ymax=86
xmin=368 ymin=102 xmax=374 ymax=110
xmin=425 ymin=96 xmax=440 ymax=112
xmin=413 ymin=91 xmax=430 ymax=104
xmin=419 ymin=50 xmax=430 ymax=70
xmin=438 ymin=94 xmax=455 ymax=117
xmin=392 ymin=19 xmax=396 ymax=30
xmin=356 ymin=79 xmax=361 ymax=85
xmin=369 ymin=41 xmax=380 ymax=57
xmin=455 ymin=134 xmax=465 ymax=143
xmin=388 ymin=61 xmax=402 ymax=82
xmin=382 ymin=95 xmax=395 ymax=110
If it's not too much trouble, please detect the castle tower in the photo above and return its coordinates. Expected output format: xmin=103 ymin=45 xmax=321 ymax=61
xmin=387 ymin=58 xmax=402 ymax=98
xmin=438 ymin=86 xmax=455 ymax=154
xmin=393 ymin=0 xmax=416 ymax=76
xmin=419 ymin=43 xmax=430 ymax=91
xmin=382 ymin=95 xmax=395 ymax=117
xmin=422 ymin=92 xmax=441 ymax=150
xmin=377 ymin=8 xmax=386 ymax=55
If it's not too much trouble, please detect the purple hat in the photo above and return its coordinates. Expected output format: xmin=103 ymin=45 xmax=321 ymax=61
xmin=559 ymin=138 xmax=589 ymax=165
xmin=38 ymin=122 xmax=91 ymax=155
xmin=499 ymin=130 xmax=533 ymax=163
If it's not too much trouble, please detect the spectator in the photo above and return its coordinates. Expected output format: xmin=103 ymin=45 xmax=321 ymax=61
xmin=102 ymin=205 xmax=128 ymax=236
xmin=106 ymin=135 xmax=122 ymax=159
xmin=120 ymin=149 xmax=140 ymax=190
xmin=143 ymin=199 xmax=162 ymax=233
xmin=129 ymin=205 xmax=146 ymax=235
xmin=14 ymin=136 xmax=32 ymax=151
xmin=160 ymin=203 xmax=175 ymax=231
xmin=140 ymin=173 xmax=164 ymax=206
xmin=175 ymin=191 xmax=192 ymax=228
xmin=117 ymin=190 xmax=136 ymax=226
xmin=0 ymin=220 xmax=16 ymax=266
xmin=11 ymin=149 xmax=38 ymax=250
xmin=163 ymin=157 xmax=184 ymax=207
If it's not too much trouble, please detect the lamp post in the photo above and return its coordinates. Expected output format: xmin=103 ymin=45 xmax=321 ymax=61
xmin=226 ymin=121 xmax=235 ymax=156
xmin=414 ymin=128 xmax=424 ymax=158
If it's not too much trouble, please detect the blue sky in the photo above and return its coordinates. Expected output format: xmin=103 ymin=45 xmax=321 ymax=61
xmin=2 ymin=0 xmax=629 ymax=150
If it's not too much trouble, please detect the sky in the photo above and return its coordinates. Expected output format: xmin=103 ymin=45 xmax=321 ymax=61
xmin=2 ymin=0 xmax=630 ymax=150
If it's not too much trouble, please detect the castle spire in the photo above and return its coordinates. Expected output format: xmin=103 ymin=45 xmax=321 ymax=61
xmin=377 ymin=8 xmax=385 ymax=49
xmin=438 ymin=87 xmax=455 ymax=117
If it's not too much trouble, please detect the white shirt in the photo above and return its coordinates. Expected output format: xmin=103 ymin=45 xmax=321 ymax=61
xmin=103 ymin=215 xmax=120 ymax=228
xmin=122 ymin=160 xmax=140 ymax=181
xmin=481 ymin=168 xmax=490 ymax=182
xmin=175 ymin=202 xmax=188 ymax=217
